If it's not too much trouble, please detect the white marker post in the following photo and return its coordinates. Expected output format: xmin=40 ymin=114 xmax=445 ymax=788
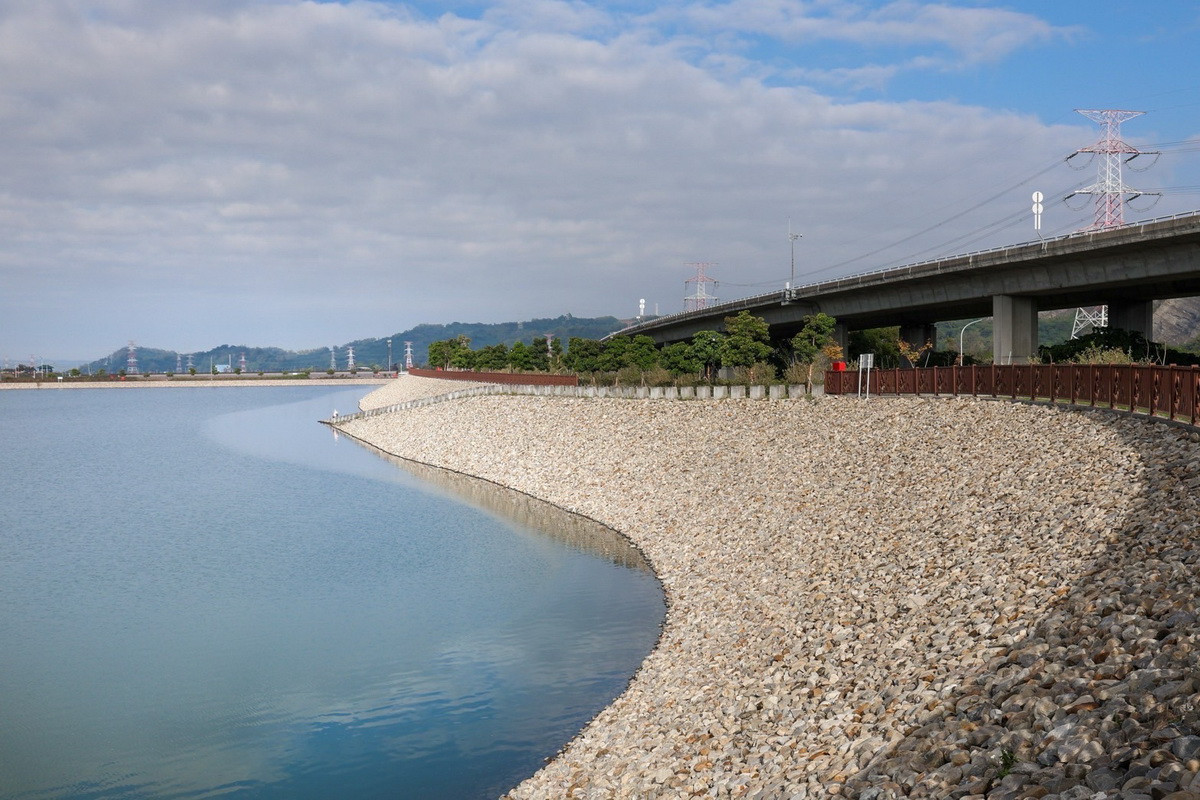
xmin=1032 ymin=191 xmax=1044 ymax=232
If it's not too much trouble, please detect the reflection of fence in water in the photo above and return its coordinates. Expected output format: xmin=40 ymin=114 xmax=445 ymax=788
xmin=349 ymin=437 xmax=655 ymax=575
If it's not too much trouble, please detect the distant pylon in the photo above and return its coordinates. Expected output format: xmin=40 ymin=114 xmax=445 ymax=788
xmin=186 ymin=353 xmax=194 ymax=371
xmin=126 ymin=341 xmax=139 ymax=375
xmin=683 ymin=262 xmax=719 ymax=312
xmin=238 ymin=352 xmax=247 ymax=373
xmin=176 ymin=353 xmax=182 ymax=373
xmin=346 ymin=346 xmax=355 ymax=371
xmin=403 ymin=341 xmax=413 ymax=371
xmin=1065 ymin=110 xmax=1160 ymax=338
xmin=1066 ymin=109 xmax=1159 ymax=230
xmin=330 ymin=347 xmax=337 ymax=371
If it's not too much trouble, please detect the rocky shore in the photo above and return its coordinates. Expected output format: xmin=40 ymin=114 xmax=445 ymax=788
xmin=338 ymin=376 xmax=1200 ymax=799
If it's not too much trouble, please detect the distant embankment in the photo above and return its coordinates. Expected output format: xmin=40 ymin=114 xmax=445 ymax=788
xmin=0 ymin=377 xmax=391 ymax=390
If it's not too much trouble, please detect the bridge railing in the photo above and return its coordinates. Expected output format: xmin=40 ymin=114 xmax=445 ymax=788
xmin=824 ymin=363 xmax=1200 ymax=427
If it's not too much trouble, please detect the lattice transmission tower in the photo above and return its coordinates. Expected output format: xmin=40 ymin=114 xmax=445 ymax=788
xmin=1065 ymin=109 xmax=1160 ymax=338
xmin=683 ymin=262 xmax=719 ymax=312
xmin=126 ymin=341 xmax=139 ymax=375
xmin=404 ymin=341 xmax=413 ymax=371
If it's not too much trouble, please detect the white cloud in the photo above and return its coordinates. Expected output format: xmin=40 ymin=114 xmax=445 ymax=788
xmin=652 ymin=0 xmax=1077 ymax=65
xmin=0 ymin=1 xmax=1149 ymax=358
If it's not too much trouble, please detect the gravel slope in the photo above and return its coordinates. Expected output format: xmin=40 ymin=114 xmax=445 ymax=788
xmin=340 ymin=381 xmax=1200 ymax=799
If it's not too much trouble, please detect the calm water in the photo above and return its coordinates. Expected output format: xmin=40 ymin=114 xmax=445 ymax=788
xmin=0 ymin=386 xmax=663 ymax=799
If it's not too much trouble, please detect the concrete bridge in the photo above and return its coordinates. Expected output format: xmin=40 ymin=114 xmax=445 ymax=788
xmin=613 ymin=211 xmax=1200 ymax=363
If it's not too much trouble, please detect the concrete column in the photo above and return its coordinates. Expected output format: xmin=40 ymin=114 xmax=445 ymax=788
xmin=993 ymin=295 xmax=1038 ymax=364
xmin=899 ymin=323 xmax=937 ymax=366
xmin=1108 ymin=300 xmax=1154 ymax=339
xmin=833 ymin=324 xmax=850 ymax=360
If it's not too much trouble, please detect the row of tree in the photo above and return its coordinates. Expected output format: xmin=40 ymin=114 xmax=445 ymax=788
xmin=427 ymin=311 xmax=844 ymax=384
xmin=427 ymin=335 xmax=565 ymax=372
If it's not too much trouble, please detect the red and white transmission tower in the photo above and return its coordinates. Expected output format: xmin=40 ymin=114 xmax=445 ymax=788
xmin=1065 ymin=109 xmax=1160 ymax=337
xmin=238 ymin=352 xmax=247 ymax=373
xmin=683 ymin=262 xmax=719 ymax=312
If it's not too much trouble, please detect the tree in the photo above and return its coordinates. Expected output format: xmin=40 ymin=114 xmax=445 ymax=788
xmin=720 ymin=311 xmax=773 ymax=368
xmin=597 ymin=336 xmax=632 ymax=372
xmin=526 ymin=338 xmax=551 ymax=372
xmin=450 ymin=345 xmax=476 ymax=370
xmin=790 ymin=312 xmax=840 ymax=388
xmin=428 ymin=339 xmax=454 ymax=369
xmin=627 ymin=335 xmax=660 ymax=370
xmin=564 ymin=337 xmax=603 ymax=373
xmin=661 ymin=341 xmax=699 ymax=376
xmin=691 ymin=330 xmax=723 ymax=382
xmin=429 ymin=335 xmax=473 ymax=369
xmin=897 ymin=338 xmax=933 ymax=368
xmin=850 ymin=327 xmax=901 ymax=368
xmin=509 ymin=341 xmax=535 ymax=371
xmin=475 ymin=343 xmax=510 ymax=370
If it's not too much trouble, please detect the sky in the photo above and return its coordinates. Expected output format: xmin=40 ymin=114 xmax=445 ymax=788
xmin=2 ymin=0 xmax=1199 ymax=362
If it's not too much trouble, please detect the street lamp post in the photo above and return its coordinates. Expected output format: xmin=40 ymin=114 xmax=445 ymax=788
xmin=959 ymin=318 xmax=986 ymax=366
xmin=787 ymin=221 xmax=802 ymax=301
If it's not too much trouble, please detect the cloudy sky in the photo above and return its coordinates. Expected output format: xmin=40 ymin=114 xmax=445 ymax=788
xmin=2 ymin=0 xmax=1198 ymax=362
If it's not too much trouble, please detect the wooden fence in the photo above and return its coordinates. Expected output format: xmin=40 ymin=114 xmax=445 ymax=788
xmin=824 ymin=363 xmax=1200 ymax=427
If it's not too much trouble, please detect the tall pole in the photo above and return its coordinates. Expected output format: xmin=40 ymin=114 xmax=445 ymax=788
xmin=959 ymin=318 xmax=985 ymax=366
xmin=787 ymin=220 xmax=802 ymax=301
xmin=387 ymin=339 xmax=392 ymax=374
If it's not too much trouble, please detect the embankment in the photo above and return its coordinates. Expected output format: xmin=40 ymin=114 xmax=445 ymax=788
xmin=339 ymin=378 xmax=1200 ymax=799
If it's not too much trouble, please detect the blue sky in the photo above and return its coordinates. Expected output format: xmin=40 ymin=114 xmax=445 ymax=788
xmin=1 ymin=0 xmax=1197 ymax=361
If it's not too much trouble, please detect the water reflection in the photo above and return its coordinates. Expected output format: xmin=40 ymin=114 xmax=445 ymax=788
xmin=342 ymin=432 xmax=656 ymax=576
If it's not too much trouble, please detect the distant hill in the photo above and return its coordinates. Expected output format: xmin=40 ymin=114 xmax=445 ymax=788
xmin=78 ymin=315 xmax=628 ymax=375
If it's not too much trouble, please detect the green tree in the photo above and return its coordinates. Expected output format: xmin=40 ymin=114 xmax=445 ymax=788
xmin=660 ymin=341 xmax=699 ymax=376
xmin=720 ymin=311 xmax=773 ymax=368
xmin=526 ymin=338 xmax=551 ymax=372
xmin=475 ymin=343 xmax=510 ymax=370
xmin=564 ymin=337 xmax=603 ymax=373
xmin=790 ymin=312 xmax=840 ymax=387
xmin=450 ymin=345 xmax=476 ymax=369
xmin=691 ymin=330 xmax=724 ymax=382
xmin=628 ymin=335 xmax=660 ymax=370
xmin=850 ymin=327 xmax=901 ymax=368
xmin=428 ymin=339 xmax=454 ymax=369
xmin=597 ymin=336 xmax=632 ymax=372
xmin=508 ymin=341 xmax=534 ymax=371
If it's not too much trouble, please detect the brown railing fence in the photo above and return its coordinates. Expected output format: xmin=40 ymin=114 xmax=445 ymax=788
xmin=824 ymin=363 xmax=1200 ymax=427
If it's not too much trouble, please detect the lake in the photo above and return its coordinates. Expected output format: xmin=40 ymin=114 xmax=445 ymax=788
xmin=0 ymin=386 xmax=664 ymax=799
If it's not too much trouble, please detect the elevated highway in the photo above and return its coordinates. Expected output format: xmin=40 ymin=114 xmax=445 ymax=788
xmin=613 ymin=211 xmax=1200 ymax=363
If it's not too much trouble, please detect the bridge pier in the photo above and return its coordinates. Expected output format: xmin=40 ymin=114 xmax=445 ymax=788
xmin=1108 ymin=299 xmax=1154 ymax=339
xmin=899 ymin=323 xmax=937 ymax=365
xmin=993 ymin=295 xmax=1038 ymax=365
xmin=833 ymin=324 xmax=849 ymax=360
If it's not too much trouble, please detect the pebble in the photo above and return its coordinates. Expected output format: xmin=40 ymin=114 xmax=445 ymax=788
xmin=339 ymin=376 xmax=1200 ymax=798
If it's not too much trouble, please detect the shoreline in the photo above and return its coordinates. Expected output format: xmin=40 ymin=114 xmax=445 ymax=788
xmin=0 ymin=377 xmax=391 ymax=390
xmin=338 ymin=376 xmax=1200 ymax=799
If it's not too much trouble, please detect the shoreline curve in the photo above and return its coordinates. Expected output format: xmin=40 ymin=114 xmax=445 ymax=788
xmin=339 ymin=375 xmax=1200 ymax=799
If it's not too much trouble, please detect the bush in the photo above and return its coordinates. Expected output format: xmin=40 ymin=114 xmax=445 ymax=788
xmin=615 ymin=365 xmax=643 ymax=386
xmin=1071 ymin=344 xmax=1134 ymax=364
xmin=643 ymin=366 xmax=674 ymax=387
